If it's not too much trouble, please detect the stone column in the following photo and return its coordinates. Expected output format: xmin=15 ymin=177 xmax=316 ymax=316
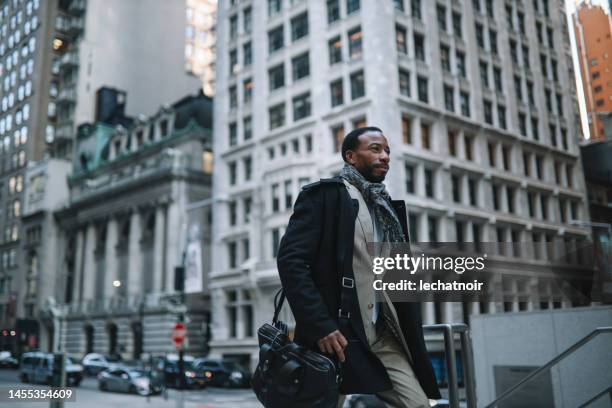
xmin=165 ymin=202 xmax=182 ymax=291
xmin=74 ymin=228 xmax=85 ymax=303
xmin=127 ymin=210 xmax=143 ymax=296
xmin=105 ymin=217 xmax=119 ymax=298
xmin=153 ymin=205 xmax=166 ymax=292
xmin=82 ymin=224 xmax=96 ymax=302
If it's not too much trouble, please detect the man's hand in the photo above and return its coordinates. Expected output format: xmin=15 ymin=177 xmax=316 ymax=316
xmin=317 ymin=330 xmax=348 ymax=362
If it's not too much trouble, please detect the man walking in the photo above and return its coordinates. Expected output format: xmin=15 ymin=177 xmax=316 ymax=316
xmin=277 ymin=127 xmax=440 ymax=407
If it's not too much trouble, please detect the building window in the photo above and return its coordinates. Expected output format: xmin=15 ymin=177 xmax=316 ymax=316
xmin=330 ymin=79 xmax=344 ymax=107
xmin=411 ymin=0 xmax=421 ymax=19
xmin=492 ymin=184 xmax=500 ymax=210
xmin=346 ymin=0 xmax=360 ymax=14
xmin=243 ymin=78 xmax=253 ymax=104
xmin=269 ymin=64 xmax=285 ymax=90
xmin=229 ymin=161 xmax=237 ymax=185
xmin=228 ymin=242 xmax=237 ymax=269
xmin=489 ymin=29 xmax=497 ymax=54
xmin=460 ymin=92 xmax=470 ymax=117
xmin=480 ymin=61 xmax=489 ymax=88
xmin=399 ymin=69 xmax=410 ymax=96
xmin=293 ymin=93 xmax=311 ymax=121
xmin=268 ymin=0 xmax=282 ymax=17
xmin=405 ymin=163 xmax=415 ymax=193
xmin=428 ymin=216 xmax=438 ymax=242
xmin=402 ymin=116 xmax=411 ymax=144
xmin=414 ymin=33 xmax=425 ymax=61
xmin=417 ymin=76 xmax=428 ymax=103
xmin=483 ymin=99 xmax=493 ymax=125
xmin=448 ymin=131 xmax=456 ymax=156
xmin=437 ymin=4 xmax=447 ymax=31
xmin=229 ymin=49 xmax=238 ymax=75
xmin=229 ymin=85 xmax=237 ymax=109
xmin=329 ymin=36 xmax=342 ymax=64
xmin=244 ymin=7 xmax=252 ymax=33
xmin=493 ymin=67 xmax=503 ymax=92
xmin=452 ymin=174 xmax=461 ymax=203
xmin=507 ymin=187 xmax=515 ymax=213
xmin=229 ymin=201 xmax=237 ymax=226
xmin=268 ymin=25 xmax=284 ymax=54
xmin=453 ymin=12 xmax=462 ymax=38
xmin=514 ymin=75 xmax=523 ymax=101
xmin=396 ymin=25 xmax=408 ymax=54
xmin=424 ymin=169 xmax=435 ymax=198
xmin=498 ymin=105 xmax=506 ymax=129
xmin=229 ymin=122 xmax=237 ymax=146
xmin=229 ymin=14 xmax=238 ymax=40
xmin=348 ymin=26 xmax=363 ymax=60
xmin=243 ymin=42 xmax=252 ymax=66
xmin=421 ymin=123 xmax=430 ymax=149
xmin=291 ymin=12 xmax=308 ymax=41
xmin=269 ymin=104 xmax=285 ymax=129
xmin=243 ymin=116 xmax=252 ymax=141
xmin=475 ymin=23 xmax=484 ymax=48
xmin=532 ymin=118 xmax=539 ymax=141
xmin=244 ymin=156 xmax=252 ymax=181
xmin=440 ymin=44 xmax=451 ymax=71
xmin=464 ymin=135 xmax=473 ymax=161
xmin=292 ymin=53 xmax=310 ymax=81
xmin=332 ymin=125 xmax=345 ymax=152
xmin=456 ymin=51 xmax=466 ymax=77
xmin=444 ymin=85 xmax=454 ymax=112
xmin=271 ymin=183 xmax=280 ymax=212
xmin=468 ymin=178 xmax=478 ymax=206
xmin=350 ymin=70 xmax=365 ymax=99
xmin=327 ymin=0 xmax=340 ymax=23
xmin=285 ymin=180 xmax=293 ymax=209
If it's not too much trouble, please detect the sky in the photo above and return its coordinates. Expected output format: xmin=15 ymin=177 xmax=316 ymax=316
xmin=564 ymin=0 xmax=611 ymax=139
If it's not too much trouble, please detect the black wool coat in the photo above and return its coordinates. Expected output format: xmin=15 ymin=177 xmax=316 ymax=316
xmin=277 ymin=177 xmax=441 ymax=398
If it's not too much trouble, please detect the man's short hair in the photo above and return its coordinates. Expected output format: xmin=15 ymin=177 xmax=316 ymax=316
xmin=341 ymin=126 xmax=383 ymax=162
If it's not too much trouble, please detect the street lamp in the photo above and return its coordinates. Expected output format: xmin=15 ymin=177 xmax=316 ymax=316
xmin=112 ymin=280 xmax=121 ymax=288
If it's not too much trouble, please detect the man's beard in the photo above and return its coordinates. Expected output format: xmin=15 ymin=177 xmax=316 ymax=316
xmin=361 ymin=164 xmax=387 ymax=183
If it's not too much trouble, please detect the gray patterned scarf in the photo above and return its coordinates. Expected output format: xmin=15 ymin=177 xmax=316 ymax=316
xmin=340 ymin=164 xmax=405 ymax=243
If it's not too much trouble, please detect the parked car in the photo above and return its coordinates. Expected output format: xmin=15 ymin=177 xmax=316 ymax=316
xmin=344 ymin=395 xmax=448 ymax=408
xmin=20 ymin=352 xmax=83 ymax=386
xmin=192 ymin=358 xmax=250 ymax=388
xmin=98 ymin=367 xmax=162 ymax=396
xmin=0 ymin=351 xmax=19 ymax=368
xmin=82 ymin=353 xmax=122 ymax=376
xmin=153 ymin=354 xmax=209 ymax=389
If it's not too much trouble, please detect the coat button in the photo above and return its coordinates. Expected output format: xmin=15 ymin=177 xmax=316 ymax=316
xmin=367 ymin=303 xmax=374 ymax=309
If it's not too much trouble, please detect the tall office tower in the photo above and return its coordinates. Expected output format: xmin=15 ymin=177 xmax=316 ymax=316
xmin=0 ymin=0 xmax=199 ymax=352
xmin=573 ymin=2 xmax=612 ymax=140
xmin=211 ymin=0 xmax=591 ymax=372
xmin=185 ymin=0 xmax=217 ymax=96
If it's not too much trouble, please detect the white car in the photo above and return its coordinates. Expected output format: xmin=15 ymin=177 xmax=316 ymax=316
xmin=82 ymin=353 xmax=120 ymax=376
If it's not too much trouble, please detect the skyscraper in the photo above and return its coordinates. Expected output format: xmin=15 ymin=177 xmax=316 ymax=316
xmin=0 ymin=0 xmax=199 ymax=353
xmin=573 ymin=2 xmax=612 ymax=140
xmin=210 ymin=0 xmax=591 ymax=371
xmin=185 ymin=0 xmax=217 ymax=96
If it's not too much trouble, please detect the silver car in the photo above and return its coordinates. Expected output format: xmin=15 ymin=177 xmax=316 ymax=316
xmin=98 ymin=367 xmax=160 ymax=396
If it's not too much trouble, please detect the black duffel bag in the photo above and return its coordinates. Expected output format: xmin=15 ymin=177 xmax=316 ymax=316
xmin=252 ymin=290 xmax=341 ymax=408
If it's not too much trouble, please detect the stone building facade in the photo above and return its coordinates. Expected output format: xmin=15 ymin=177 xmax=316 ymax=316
xmin=52 ymin=90 xmax=213 ymax=359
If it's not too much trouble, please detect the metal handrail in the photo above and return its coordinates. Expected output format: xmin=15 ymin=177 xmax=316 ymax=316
xmin=485 ymin=326 xmax=612 ymax=408
xmin=577 ymin=385 xmax=612 ymax=408
xmin=423 ymin=323 xmax=477 ymax=408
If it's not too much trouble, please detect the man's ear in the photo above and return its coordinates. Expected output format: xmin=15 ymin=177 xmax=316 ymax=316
xmin=345 ymin=150 xmax=356 ymax=165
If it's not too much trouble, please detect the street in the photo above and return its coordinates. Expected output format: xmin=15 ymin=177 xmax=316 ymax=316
xmin=0 ymin=369 xmax=262 ymax=408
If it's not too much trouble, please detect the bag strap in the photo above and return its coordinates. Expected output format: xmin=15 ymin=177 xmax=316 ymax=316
xmin=272 ymin=288 xmax=285 ymax=324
